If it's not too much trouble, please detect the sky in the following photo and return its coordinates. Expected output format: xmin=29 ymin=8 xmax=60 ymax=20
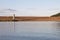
xmin=0 ymin=0 xmax=60 ymax=16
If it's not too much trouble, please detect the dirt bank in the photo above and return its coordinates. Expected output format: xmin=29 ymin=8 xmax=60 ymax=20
xmin=0 ymin=16 xmax=60 ymax=21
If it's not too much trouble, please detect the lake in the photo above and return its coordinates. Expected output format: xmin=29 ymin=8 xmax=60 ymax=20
xmin=0 ymin=21 xmax=60 ymax=40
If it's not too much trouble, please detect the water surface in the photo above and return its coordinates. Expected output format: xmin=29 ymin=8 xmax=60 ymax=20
xmin=0 ymin=21 xmax=60 ymax=40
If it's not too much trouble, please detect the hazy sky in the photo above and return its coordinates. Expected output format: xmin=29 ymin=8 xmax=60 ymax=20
xmin=0 ymin=0 xmax=60 ymax=16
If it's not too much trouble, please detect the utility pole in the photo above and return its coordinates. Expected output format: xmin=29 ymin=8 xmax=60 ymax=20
xmin=13 ymin=14 xmax=15 ymax=20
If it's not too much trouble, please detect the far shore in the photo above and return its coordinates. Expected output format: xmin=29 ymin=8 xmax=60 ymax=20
xmin=0 ymin=16 xmax=60 ymax=21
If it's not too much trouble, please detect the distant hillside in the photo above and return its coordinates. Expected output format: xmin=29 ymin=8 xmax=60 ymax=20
xmin=51 ymin=13 xmax=60 ymax=17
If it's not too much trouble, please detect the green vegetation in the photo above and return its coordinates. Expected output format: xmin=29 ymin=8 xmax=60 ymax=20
xmin=51 ymin=13 xmax=60 ymax=17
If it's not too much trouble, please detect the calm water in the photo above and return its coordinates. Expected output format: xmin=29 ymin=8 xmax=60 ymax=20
xmin=0 ymin=21 xmax=60 ymax=40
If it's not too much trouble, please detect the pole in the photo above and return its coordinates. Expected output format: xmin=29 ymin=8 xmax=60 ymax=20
xmin=13 ymin=14 xmax=15 ymax=20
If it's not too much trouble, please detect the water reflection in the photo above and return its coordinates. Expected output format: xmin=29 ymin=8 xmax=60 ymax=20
xmin=0 ymin=21 xmax=60 ymax=40
xmin=50 ymin=22 xmax=60 ymax=38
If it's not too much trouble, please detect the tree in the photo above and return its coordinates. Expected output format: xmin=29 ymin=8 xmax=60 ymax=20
xmin=51 ymin=13 xmax=60 ymax=17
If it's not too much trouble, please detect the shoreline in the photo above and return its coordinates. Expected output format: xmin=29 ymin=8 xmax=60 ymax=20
xmin=0 ymin=16 xmax=60 ymax=21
